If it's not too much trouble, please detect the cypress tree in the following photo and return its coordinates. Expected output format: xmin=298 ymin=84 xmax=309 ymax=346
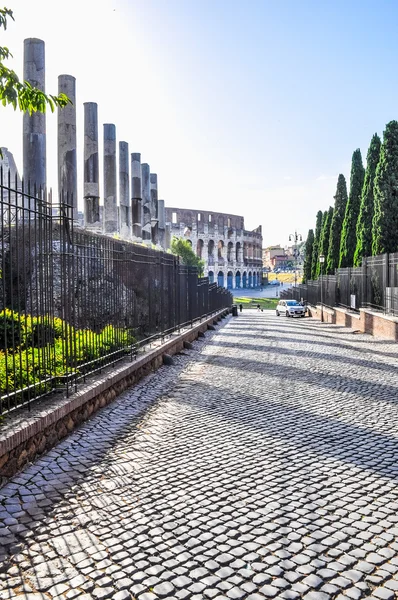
xmin=372 ymin=120 xmax=398 ymax=255
xmin=339 ymin=149 xmax=365 ymax=267
xmin=354 ymin=134 xmax=381 ymax=265
xmin=315 ymin=208 xmax=332 ymax=277
xmin=327 ymin=174 xmax=348 ymax=274
xmin=303 ymin=229 xmax=314 ymax=283
xmin=310 ymin=210 xmax=323 ymax=279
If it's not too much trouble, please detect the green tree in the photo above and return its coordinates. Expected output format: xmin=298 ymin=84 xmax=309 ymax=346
xmin=317 ymin=206 xmax=333 ymax=277
xmin=302 ymin=229 xmax=314 ymax=283
xmin=327 ymin=174 xmax=348 ymax=274
xmin=0 ymin=8 xmax=70 ymax=128
xmin=339 ymin=149 xmax=365 ymax=267
xmin=354 ymin=134 xmax=381 ymax=265
xmin=372 ymin=121 xmax=398 ymax=255
xmin=310 ymin=210 xmax=323 ymax=279
xmin=170 ymin=236 xmax=204 ymax=276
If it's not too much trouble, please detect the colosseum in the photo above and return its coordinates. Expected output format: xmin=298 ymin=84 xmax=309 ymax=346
xmin=165 ymin=207 xmax=263 ymax=289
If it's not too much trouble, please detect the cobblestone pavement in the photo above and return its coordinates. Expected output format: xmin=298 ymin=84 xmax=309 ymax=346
xmin=1 ymin=312 xmax=398 ymax=600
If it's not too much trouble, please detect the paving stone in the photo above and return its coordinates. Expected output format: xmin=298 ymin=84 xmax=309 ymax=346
xmin=92 ymin=588 xmax=115 ymax=600
xmin=344 ymin=588 xmax=363 ymax=600
xmin=259 ymin=584 xmax=279 ymax=597
xmin=385 ymin=580 xmax=398 ymax=591
xmin=372 ymin=589 xmax=394 ymax=600
xmin=301 ymin=574 xmax=323 ymax=588
xmin=2 ymin=314 xmax=398 ymax=600
xmin=114 ymin=591 xmax=133 ymax=600
xmin=152 ymin=582 xmax=175 ymax=597
xmin=344 ymin=569 xmax=363 ymax=583
xmin=226 ymin=588 xmax=246 ymax=599
xmin=115 ymin=578 xmax=134 ymax=590
xmin=172 ymin=575 xmax=193 ymax=588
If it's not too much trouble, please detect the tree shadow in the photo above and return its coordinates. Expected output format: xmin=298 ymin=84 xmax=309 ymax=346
xmin=174 ymin=366 xmax=398 ymax=483
xmin=211 ymin=339 xmax=398 ymax=376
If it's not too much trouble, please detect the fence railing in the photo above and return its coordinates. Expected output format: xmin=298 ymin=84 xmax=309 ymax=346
xmin=0 ymin=170 xmax=232 ymax=416
xmin=280 ymin=252 xmax=398 ymax=316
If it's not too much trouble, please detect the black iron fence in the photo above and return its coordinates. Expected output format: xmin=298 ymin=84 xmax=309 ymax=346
xmin=0 ymin=170 xmax=232 ymax=415
xmin=281 ymin=253 xmax=398 ymax=316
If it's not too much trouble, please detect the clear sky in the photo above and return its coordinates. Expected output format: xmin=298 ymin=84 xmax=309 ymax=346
xmin=1 ymin=0 xmax=398 ymax=246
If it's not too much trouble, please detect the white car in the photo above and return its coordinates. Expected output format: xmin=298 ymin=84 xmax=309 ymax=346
xmin=276 ymin=299 xmax=305 ymax=318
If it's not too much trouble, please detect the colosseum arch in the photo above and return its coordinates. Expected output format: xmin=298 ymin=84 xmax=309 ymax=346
xmin=235 ymin=270 xmax=241 ymax=289
xmin=196 ymin=239 xmax=204 ymax=259
xmin=218 ymin=240 xmax=224 ymax=261
xmin=208 ymin=270 xmax=214 ymax=283
xmin=242 ymin=271 xmax=247 ymax=288
xmin=217 ymin=271 xmax=224 ymax=287
xmin=235 ymin=241 xmax=241 ymax=262
xmin=227 ymin=271 xmax=233 ymax=289
xmin=208 ymin=239 xmax=215 ymax=261
xmin=248 ymin=271 xmax=253 ymax=287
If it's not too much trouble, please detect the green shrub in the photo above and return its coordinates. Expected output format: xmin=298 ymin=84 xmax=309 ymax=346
xmin=0 ymin=311 xmax=136 ymax=401
xmin=0 ymin=309 xmax=23 ymax=349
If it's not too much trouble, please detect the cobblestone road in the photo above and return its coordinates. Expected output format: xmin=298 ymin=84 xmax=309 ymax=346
xmin=1 ymin=312 xmax=398 ymax=600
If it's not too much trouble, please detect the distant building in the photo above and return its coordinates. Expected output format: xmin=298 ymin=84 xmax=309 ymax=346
xmin=165 ymin=207 xmax=263 ymax=289
xmin=262 ymin=246 xmax=288 ymax=270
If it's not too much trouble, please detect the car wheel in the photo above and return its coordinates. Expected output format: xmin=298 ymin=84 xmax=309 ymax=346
xmin=285 ymin=311 xmax=289 ymax=317
xmin=276 ymin=310 xmax=279 ymax=316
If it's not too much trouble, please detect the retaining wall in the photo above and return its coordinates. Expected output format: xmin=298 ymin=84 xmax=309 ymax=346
xmin=307 ymin=305 xmax=398 ymax=340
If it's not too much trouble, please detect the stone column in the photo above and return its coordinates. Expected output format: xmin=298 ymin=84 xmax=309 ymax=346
xmin=119 ymin=141 xmax=130 ymax=239
xmin=58 ymin=74 xmax=77 ymax=220
xmin=83 ymin=102 xmax=100 ymax=226
xmin=141 ymin=163 xmax=151 ymax=243
xmin=131 ymin=153 xmax=142 ymax=240
xmin=150 ymin=173 xmax=159 ymax=245
xmin=23 ymin=38 xmax=46 ymax=192
xmin=158 ymin=199 xmax=166 ymax=248
xmin=103 ymin=124 xmax=118 ymax=234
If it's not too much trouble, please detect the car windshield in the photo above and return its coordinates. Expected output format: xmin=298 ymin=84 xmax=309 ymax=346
xmin=286 ymin=300 xmax=300 ymax=306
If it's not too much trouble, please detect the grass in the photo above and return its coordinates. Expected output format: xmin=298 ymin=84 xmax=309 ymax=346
xmin=233 ymin=296 xmax=279 ymax=310
xmin=268 ymin=272 xmax=302 ymax=284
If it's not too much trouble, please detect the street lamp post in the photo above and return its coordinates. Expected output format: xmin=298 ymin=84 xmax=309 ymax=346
xmin=319 ymin=254 xmax=325 ymax=322
xmin=289 ymin=231 xmax=302 ymax=288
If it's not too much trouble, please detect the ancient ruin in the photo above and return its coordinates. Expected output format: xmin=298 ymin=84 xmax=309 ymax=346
xmin=166 ymin=207 xmax=263 ymax=288
xmin=23 ymin=38 xmax=46 ymax=194
xmin=58 ymin=74 xmax=77 ymax=219
xmin=3 ymin=36 xmax=258 ymax=265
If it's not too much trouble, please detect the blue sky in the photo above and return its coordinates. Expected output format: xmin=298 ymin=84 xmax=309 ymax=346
xmin=2 ymin=0 xmax=398 ymax=245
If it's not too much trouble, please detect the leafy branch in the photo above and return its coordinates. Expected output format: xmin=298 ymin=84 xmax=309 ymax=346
xmin=0 ymin=5 xmax=72 ymax=145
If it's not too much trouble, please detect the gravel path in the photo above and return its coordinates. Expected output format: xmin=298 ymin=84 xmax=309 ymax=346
xmin=1 ymin=312 xmax=398 ymax=600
